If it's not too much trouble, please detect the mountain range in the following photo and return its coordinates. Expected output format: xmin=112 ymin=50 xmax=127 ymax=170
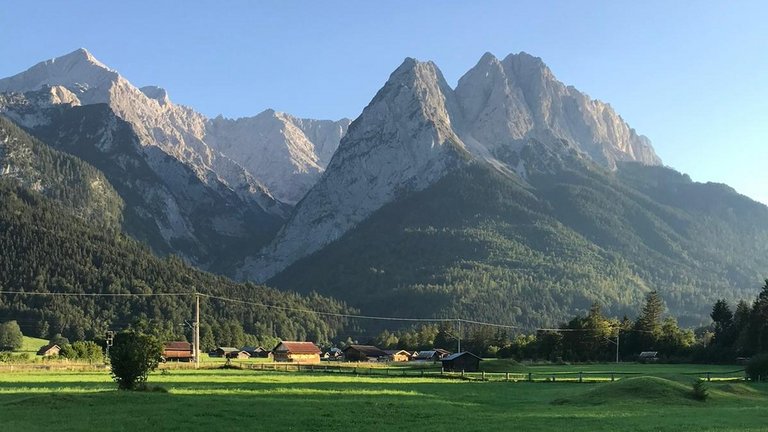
xmin=1 ymin=48 xmax=766 ymax=331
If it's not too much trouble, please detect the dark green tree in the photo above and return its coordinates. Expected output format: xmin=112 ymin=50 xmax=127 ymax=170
xmin=0 ymin=321 xmax=23 ymax=351
xmin=109 ymin=331 xmax=163 ymax=390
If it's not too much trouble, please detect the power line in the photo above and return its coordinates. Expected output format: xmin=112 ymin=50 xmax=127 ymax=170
xmin=0 ymin=291 xmax=192 ymax=297
xmin=0 ymin=290 xmax=649 ymax=333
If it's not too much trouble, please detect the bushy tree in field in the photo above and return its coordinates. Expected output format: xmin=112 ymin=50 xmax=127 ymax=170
xmin=109 ymin=331 xmax=163 ymax=390
xmin=0 ymin=321 xmax=23 ymax=351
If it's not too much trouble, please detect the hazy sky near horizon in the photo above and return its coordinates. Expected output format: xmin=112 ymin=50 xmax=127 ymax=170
xmin=1 ymin=1 xmax=766 ymax=205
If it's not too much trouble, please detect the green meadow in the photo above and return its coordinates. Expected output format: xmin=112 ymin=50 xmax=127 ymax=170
xmin=0 ymin=366 xmax=767 ymax=431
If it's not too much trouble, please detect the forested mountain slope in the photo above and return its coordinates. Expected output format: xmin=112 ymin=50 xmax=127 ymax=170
xmin=269 ymin=145 xmax=768 ymax=328
xmin=0 ymin=119 xmax=349 ymax=345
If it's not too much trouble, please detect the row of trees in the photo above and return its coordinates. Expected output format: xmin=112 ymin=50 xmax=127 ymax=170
xmin=368 ymin=281 xmax=768 ymax=363
xmin=706 ymin=280 xmax=768 ymax=361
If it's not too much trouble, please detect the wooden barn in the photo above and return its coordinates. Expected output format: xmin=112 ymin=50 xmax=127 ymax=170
xmin=163 ymin=341 xmax=194 ymax=361
xmin=342 ymin=344 xmax=388 ymax=362
xmin=441 ymin=352 xmax=482 ymax=372
xmin=384 ymin=350 xmax=412 ymax=362
xmin=36 ymin=344 xmax=61 ymax=357
xmin=272 ymin=341 xmax=322 ymax=363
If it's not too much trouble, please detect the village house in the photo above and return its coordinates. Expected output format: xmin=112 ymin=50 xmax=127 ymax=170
xmin=413 ymin=349 xmax=451 ymax=362
xmin=36 ymin=344 xmax=61 ymax=357
xmin=162 ymin=341 xmax=194 ymax=362
xmin=322 ymin=347 xmax=343 ymax=361
xmin=384 ymin=349 xmax=412 ymax=362
xmin=227 ymin=350 xmax=251 ymax=360
xmin=342 ymin=344 xmax=389 ymax=362
xmin=242 ymin=346 xmax=272 ymax=359
xmin=272 ymin=341 xmax=322 ymax=363
xmin=441 ymin=352 xmax=482 ymax=372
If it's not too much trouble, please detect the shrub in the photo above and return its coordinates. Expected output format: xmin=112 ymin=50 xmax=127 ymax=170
xmin=745 ymin=354 xmax=768 ymax=382
xmin=691 ymin=379 xmax=709 ymax=401
xmin=60 ymin=341 xmax=104 ymax=363
xmin=109 ymin=331 xmax=163 ymax=390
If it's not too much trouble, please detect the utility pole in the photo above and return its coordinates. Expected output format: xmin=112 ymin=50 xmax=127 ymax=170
xmin=194 ymin=294 xmax=200 ymax=369
xmin=457 ymin=319 xmax=462 ymax=353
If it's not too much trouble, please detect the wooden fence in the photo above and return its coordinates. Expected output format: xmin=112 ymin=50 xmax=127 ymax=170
xmin=242 ymin=363 xmax=748 ymax=383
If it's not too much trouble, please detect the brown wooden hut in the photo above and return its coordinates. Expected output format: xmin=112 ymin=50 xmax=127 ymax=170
xmin=163 ymin=341 xmax=194 ymax=361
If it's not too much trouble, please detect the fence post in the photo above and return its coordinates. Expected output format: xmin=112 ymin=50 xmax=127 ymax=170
xmin=611 ymin=373 xmax=615 ymax=382
xmin=505 ymin=372 xmax=509 ymax=382
xmin=528 ymin=372 xmax=532 ymax=382
xmin=482 ymin=371 xmax=486 ymax=380
xmin=421 ymin=370 xmax=424 ymax=377
xmin=707 ymin=372 xmax=711 ymax=382
xmin=461 ymin=370 xmax=465 ymax=378
xmin=579 ymin=372 xmax=583 ymax=383
xmin=551 ymin=375 xmax=555 ymax=382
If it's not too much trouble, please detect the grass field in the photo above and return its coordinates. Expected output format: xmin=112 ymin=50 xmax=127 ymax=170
xmin=0 ymin=365 xmax=766 ymax=431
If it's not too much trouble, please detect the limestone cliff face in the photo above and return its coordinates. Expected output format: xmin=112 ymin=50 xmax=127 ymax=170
xmin=206 ymin=111 xmax=349 ymax=204
xmin=241 ymin=58 xmax=468 ymax=280
xmin=454 ymin=52 xmax=661 ymax=168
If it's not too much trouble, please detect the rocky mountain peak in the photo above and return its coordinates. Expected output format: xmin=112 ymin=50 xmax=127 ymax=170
xmin=453 ymin=51 xmax=661 ymax=169
xmin=0 ymin=49 xmax=118 ymax=105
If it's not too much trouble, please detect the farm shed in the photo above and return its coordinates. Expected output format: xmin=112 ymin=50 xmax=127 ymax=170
xmin=272 ymin=341 xmax=322 ymax=363
xmin=384 ymin=350 xmax=412 ymax=362
xmin=163 ymin=341 xmax=194 ymax=361
xmin=343 ymin=344 xmax=388 ymax=362
xmin=36 ymin=344 xmax=61 ymax=357
xmin=441 ymin=352 xmax=482 ymax=372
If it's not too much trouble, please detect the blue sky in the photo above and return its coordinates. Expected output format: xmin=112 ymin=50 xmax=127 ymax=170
xmin=1 ymin=1 xmax=766 ymax=205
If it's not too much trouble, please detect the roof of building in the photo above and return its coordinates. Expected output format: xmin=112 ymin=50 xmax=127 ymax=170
xmin=242 ymin=346 xmax=267 ymax=353
xmin=343 ymin=344 xmax=388 ymax=357
xmin=36 ymin=344 xmax=60 ymax=355
xmin=216 ymin=346 xmax=240 ymax=353
xmin=383 ymin=350 xmax=411 ymax=356
xmin=273 ymin=341 xmax=322 ymax=354
xmin=639 ymin=351 xmax=659 ymax=357
xmin=164 ymin=341 xmax=193 ymax=351
xmin=442 ymin=352 xmax=483 ymax=361
xmin=414 ymin=350 xmax=439 ymax=359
